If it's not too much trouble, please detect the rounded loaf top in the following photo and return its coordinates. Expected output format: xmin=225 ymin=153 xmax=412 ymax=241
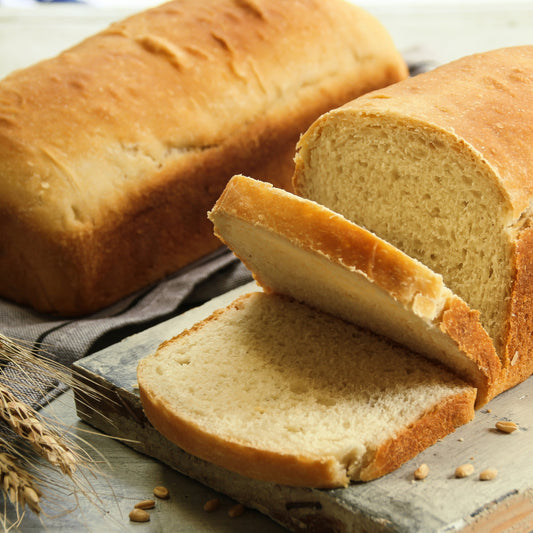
xmin=332 ymin=45 xmax=533 ymax=217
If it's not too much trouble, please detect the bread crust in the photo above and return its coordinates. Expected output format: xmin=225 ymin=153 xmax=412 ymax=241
xmin=210 ymin=176 xmax=501 ymax=405
xmin=360 ymin=387 xmax=475 ymax=481
xmin=501 ymin=226 xmax=533 ymax=392
xmin=213 ymin=178 xmax=445 ymax=306
xmin=439 ymin=296 xmax=502 ymax=401
xmin=0 ymin=0 xmax=407 ymax=315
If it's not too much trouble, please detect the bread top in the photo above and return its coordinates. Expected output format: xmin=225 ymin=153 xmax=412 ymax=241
xmin=137 ymin=291 xmax=475 ymax=487
xmin=316 ymin=46 xmax=533 ymax=219
xmin=209 ymin=176 xmax=501 ymax=406
xmin=0 ymin=0 xmax=407 ymax=235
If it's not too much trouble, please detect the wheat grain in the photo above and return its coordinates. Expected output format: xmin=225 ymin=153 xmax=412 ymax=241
xmin=0 ymin=452 xmax=41 ymax=514
xmin=0 ymin=334 xmax=115 ymax=529
xmin=0 ymin=384 xmax=77 ymax=476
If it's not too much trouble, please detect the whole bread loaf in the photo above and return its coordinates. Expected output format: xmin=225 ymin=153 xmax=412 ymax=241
xmin=137 ymin=290 xmax=475 ymax=488
xmin=209 ymin=175 xmax=501 ymax=406
xmin=293 ymin=46 xmax=533 ymax=395
xmin=0 ymin=0 xmax=407 ymax=316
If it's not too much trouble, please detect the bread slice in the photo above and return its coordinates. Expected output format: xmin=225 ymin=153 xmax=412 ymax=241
xmin=293 ymin=46 xmax=533 ymax=394
xmin=137 ymin=291 xmax=475 ymax=488
xmin=0 ymin=0 xmax=407 ymax=316
xmin=208 ymin=175 xmax=501 ymax=406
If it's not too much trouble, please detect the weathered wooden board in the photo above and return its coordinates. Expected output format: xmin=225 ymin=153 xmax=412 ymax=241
xmin=72 ymin=282 xmax=533 ymax=533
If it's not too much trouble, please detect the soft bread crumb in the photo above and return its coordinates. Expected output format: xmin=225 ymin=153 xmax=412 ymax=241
xmin=138 ymin=292 xmax=475 ymax=487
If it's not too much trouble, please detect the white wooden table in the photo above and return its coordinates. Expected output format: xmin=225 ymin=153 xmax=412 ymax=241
xmin=1 ymin=2 xmax=532 ymax=531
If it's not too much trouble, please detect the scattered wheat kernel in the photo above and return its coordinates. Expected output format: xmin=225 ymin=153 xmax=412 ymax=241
xmin=228 ymin=503 xmax=245 ymax=518
xmin=479 ymin=468 xmax=498 ymax=481
xmin=134 ymin=499 xmax=155 ymax=510
xmin=495 ymin=420 xmax=518 ymax=434
xmin=414 ymin=464 xmax=429 ymax=480
xmin=203 ymin=498 xmax=220 ymax=512
xmin=455 ymin=464 xmax=474 ymax=478
xmin=129 ymin=508 xmax=150 ymax=522
xmin=153 ymin=486 xmax=169 ymax=499
xmin=458 ymin=437 xmax=464 ymax=442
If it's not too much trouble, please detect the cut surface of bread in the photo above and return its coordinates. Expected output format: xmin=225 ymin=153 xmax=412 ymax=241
xmin=293 ymin=46 xmax=533 ymax=393
xmin=137 ymin=291 xmax=475 ymax=488
xmin=0 ymin=0 xmax=407 ymax=316
xmin=209 ymin=175 xmax=501 ymax=406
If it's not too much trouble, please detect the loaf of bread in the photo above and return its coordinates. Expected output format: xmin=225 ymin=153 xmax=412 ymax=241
xmin=209 ymin=175 xmax=501 ymax=406
xmin=293 ymin=46 xmax=533 ymax=395
xmin=0 ymin=0 xmax=407 ymax=316
xmin=137 ymin=290 xmax=475 ymax=488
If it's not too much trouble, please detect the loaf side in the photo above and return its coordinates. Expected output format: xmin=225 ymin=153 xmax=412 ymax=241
xmin=0 ymin=0 xmax=408 ymax=315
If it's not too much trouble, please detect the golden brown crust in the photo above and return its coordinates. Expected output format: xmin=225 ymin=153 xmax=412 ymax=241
xmin=439 ymin=296 xmax=502 ymax=404
xmin=361 ymin=388 xmax=475 ymax=481
xmin=0 ymin=0 xmax=407 ymax=316
xmin=501 ymin=227 xmax=533 ymax=392
xmin=293 ymin=46 xmax=533 ymax=398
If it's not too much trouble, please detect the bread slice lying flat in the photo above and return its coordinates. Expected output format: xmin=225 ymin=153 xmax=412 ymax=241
xmin=137 ymin=291 xmax=475 ymax=488
xmin=293 ymin=45 xmax=533 ymax=394
xmin=209 ymin=175 xmax=501 ymax=406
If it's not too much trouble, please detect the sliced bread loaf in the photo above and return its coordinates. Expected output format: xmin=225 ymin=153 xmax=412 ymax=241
xmin=137 ymin=291 xmax=475 ymax=488
xmin=293 ymin=45 xmax=533 ymax=394
xmin=209 ymin=175 xmax=500 ymax=406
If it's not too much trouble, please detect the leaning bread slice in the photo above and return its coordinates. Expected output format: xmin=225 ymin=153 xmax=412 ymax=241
xmin=209 ymin=176 xmax=501 ymax=406
xmin=137 ymin=291 xmax=475 ymax=488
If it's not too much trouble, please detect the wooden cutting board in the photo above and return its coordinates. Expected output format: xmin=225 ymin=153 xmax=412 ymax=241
xmin=72 ymin=282 xmax=533 ymax=533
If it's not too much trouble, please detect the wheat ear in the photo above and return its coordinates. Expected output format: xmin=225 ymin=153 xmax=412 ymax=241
xmin=0 ymin=383 xmax=77 ymax=477
xmin=0 ymin=452 xmax=41 ymax=515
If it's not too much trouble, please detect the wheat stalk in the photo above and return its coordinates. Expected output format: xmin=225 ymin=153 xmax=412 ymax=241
xmin=0 ymin=334 xmax=116 ymax=529
xmin=0 ymin=383 xmax=77 ymax=476
xmin=0 ymin=452 xmax=41 ymax=516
